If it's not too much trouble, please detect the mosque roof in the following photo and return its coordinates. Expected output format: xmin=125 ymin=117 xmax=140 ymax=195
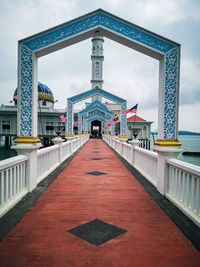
xmin=14 ymin=82 xmax=54 ymax=103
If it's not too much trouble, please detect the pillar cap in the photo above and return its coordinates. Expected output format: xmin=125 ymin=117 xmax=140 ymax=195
xmin=154 ymin=139 xmax=181 ymax=147
xmin=15 ymin=136 xmax=41 ymax=144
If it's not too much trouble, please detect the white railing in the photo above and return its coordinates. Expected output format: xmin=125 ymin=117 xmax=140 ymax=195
xmin=0 ymin=155 xmax=28 ymax=217
xmin=62 ymin=141 xmax=71 ymax=161
xmin=0 ymin=134 xmax=89 ymax=217
xmin=37 ymin=135 xmax=89 ymax=184
xmin=37 ymin=145 xmax=60 ymax=183
xmin=134 ymin=147 xmax=158 ymax=186
xmin=103 ymin=134 xmax=200 ymax=227
xmin=167 ymin=158 xmax=200 ymax=227
xmin=121 ymin=142 xmax=132 ymax=164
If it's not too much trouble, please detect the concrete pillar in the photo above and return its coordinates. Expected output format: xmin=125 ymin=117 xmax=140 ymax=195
xmin=129 ymin=140 xmax=140 ymax=166
xmin=154 ymin=146 xmax=183 ymax=195
xmin=12 ymin=143 xmax=42 ymax=192
xmin=52 ymin=137 xmax=64 ymax=163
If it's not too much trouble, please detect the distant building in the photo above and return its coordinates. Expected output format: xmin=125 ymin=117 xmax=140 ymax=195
xmin=0 ymin=82 xmax=78 ymax=147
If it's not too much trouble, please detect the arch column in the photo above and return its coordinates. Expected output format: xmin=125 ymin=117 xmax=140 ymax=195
xmin=120 ymin=101 xmax=127 ymax=138
xmin=66 ymin=99 xmax=74 ymax=137
xmin=111 ymin=114 xmax=115 ymax=135
xmin=15 ymin=45 xmax=41 ymax=145
xmin=83 ymin=115 xmax=87 ymax=133
xmin=78 ymin=113 xmax=82 ymax=134
xmin=155 ymin=47 xmax=181 ymax=147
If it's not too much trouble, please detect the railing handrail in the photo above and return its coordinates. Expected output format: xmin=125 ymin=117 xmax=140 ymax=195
xmin=167 ymin=158 xmax=200 ymax=177
xmin=122 ymin=142 xmax=132 ymax=148
xmin=62 ymin=141 xmax=70 ymax=147
xmin=0 ymin=155 xmax=27 ymax=171
xmin=135 ymin=146 xmax=158 ymax=158
xmin=37 ymin=144 xmax=59 ymax=155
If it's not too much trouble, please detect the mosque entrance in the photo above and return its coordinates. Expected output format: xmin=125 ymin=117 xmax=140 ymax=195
xmin=91 ymin=120 xmax=101 ymax=138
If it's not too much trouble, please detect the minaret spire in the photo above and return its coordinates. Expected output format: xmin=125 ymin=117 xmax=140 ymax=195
xmin=91 ymin=35 xmax=104 ymax=102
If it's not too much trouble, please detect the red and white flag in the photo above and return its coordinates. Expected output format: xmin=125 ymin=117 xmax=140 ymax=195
xmin=121 ymin=103 xmax=138 ymax=115
xmin=59 ymin=114 xmax=67 ymax=123
xmin=109 ymin=116 xmax=119 ymax=124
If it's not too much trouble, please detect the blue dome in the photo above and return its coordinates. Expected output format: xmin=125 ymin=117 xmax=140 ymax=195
xmin=14 ymin=82 xmax=54 ymax=103
xmin=37 ymin=82 xmax=54 ymax=103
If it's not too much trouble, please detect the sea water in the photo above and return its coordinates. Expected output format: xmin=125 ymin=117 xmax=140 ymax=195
xmin=151 ymin=134 xmax=200 ymax=167
xmin=177 ymin=135 xmax=200 ymax=166
xmin=0 ymin=135 xmax=200 ymax=166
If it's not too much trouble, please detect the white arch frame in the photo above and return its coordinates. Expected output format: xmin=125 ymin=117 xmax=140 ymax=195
xmin=17 ymin=9 xmax=181 ymax=146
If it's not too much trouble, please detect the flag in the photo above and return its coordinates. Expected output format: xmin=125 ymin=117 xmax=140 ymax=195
xmin=59 ymin=112 xmax=67 ymax=123
xmin=109 ymin=116 xmax=119 ymax=124
xmin=121 ymin=103 xmax=138 ymax=115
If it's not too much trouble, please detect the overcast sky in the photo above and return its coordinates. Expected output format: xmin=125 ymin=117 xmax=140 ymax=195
xmin=0 ymin=0 xmax=200 ymax=132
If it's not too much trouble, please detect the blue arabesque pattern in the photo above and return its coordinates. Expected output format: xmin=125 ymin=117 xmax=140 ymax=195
xmin=20 ymin=45 xmax=33 ymax=136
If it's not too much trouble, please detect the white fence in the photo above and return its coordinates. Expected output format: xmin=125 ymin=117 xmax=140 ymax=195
xmin=166 ymin=158 xmax=200 ymax=227
xmin=37 ymin=145 xmax=60 ymax=184
xmin=0 ymin=134 xmax=89 ymax=217
xmin=0 ymin=155 xmax=28 ymax=217
xmin=103 ymin=134 xmax=200 ymax=227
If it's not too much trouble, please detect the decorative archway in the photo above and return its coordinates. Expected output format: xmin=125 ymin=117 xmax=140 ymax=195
xmin=17 ymin=9 xmax=181 ymax=147
xmin=67 ymin=87 xmax=125 ymax=136
xmin=79 ymin=100 xmax=115 ymax=134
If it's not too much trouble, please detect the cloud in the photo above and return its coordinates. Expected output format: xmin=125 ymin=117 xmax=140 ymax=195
xmin=180 ymin=58 xmax=200 ymax=104
xmin=179 ymin=102 xmax=200 ymax=131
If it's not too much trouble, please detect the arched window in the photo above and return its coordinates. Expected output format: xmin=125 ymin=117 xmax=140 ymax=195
xmin=95 ymin=62 xmax=100 ymax=76
xmin=143 ymin=126 xmax=147 ymax=137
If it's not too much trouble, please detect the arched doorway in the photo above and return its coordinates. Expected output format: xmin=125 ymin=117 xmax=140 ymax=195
xmin=91 ymin=120 xmax=101 ymax=138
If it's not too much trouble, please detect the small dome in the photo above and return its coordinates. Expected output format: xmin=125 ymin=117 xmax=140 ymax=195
xmin=14 ymin=82 xmax=54 ymax=103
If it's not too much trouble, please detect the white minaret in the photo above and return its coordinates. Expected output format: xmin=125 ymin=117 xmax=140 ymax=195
xmin=91 ymin=36 xmax=104 ymax=102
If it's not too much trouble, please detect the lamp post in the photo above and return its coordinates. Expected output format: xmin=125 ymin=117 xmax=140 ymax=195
xmin=54 ymin=125 xmax=64 ymax=138
xmin=129 ymin=126 xmax=141 ymax=140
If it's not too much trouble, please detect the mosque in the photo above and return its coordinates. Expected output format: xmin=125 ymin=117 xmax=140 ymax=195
xmin=0 ymin=36 xmax=152 ymax=148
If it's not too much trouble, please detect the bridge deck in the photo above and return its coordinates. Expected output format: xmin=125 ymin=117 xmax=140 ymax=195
xmin=0 ymin=139 xmax=199 ymax=266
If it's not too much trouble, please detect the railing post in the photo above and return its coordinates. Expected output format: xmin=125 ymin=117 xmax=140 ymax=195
xmin=65 ymin=136 xmax=75 ymax=154
xmin=119 ymin=136 xmax=128 ymax=156
xmin=129 ymin=140 xmax=140 ymax=166
xmin=12 ymin=143 xmax=41 ymax=192
xmin=52 ymin=137 xmax=64 ymax=163
xmin=154 ymin=147 xmax=183 ymax=195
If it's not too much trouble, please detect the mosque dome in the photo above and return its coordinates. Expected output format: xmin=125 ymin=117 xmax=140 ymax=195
xmin=14 ymin=82 xmax=54 ymax=103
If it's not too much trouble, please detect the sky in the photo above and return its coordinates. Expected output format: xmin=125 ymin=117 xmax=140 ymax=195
xmin=0 ymin=0 xmax=200 ymax=132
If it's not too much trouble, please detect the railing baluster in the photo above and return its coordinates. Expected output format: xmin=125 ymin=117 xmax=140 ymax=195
xmin=0 ymin=171 xmax=4 ymax=205
xmin=191 ymin=175 xmax=195 ymax=212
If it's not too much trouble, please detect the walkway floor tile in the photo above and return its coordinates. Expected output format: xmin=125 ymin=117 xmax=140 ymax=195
xmin=0 ymin=139 xmax=199 ymax=266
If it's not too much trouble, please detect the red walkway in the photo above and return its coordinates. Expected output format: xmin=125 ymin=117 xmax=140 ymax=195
xmin=0 ymin=139 xmax=199 ymax=266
